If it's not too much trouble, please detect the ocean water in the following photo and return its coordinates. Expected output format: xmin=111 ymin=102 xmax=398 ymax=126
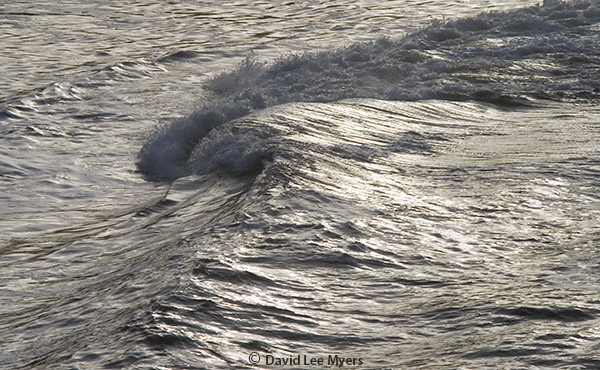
xmin=2 ymin=0 xmax=600 ymax=369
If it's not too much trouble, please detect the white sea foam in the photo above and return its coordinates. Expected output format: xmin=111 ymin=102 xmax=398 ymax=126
xmin=139 ymin=0 xmax=600 ymax=180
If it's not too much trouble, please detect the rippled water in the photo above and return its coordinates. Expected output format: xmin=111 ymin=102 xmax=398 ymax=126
xmin=2 ymin=1 xmax=600 ymax=369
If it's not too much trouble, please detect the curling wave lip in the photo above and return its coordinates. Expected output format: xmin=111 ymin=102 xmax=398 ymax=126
xmin=138 ymin=0 xmax=600 ymax=181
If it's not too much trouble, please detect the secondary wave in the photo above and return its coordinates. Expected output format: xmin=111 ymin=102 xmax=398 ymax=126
xmin=139 ymin=0 xmax=600 ymax=181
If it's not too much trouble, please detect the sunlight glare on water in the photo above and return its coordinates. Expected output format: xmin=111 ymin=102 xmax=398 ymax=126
xmin=2 ymin=0 xmax=600 ymax=369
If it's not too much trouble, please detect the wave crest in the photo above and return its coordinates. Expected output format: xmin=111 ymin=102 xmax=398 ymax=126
xmin=139 ymin=0 xmax=600 ymax=181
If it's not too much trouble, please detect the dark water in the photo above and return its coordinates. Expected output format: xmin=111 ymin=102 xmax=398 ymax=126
xmin=2 ymin=1 xmax=600 ymax=369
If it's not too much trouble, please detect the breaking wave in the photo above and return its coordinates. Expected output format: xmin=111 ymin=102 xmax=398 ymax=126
xmin=139 ymin=0 xmax=600 ymax=181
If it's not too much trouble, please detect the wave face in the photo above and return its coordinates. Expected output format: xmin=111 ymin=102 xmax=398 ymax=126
xmin=127 ymin=98 xmax=600 ymax=370
xmin=139 ymin=0 xmax=600 ymax=180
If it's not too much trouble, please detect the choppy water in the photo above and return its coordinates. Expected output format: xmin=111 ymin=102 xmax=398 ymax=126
xmin=2 ymin=1 xmax=600 ymax=369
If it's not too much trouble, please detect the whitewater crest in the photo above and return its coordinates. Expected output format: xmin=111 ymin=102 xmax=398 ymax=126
xmin=139 ymin=0 xmax=600 ymax=181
